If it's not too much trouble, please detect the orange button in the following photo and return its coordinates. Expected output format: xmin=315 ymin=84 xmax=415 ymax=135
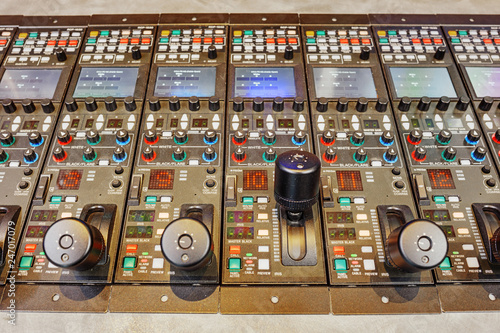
xmin=215 ymin=37 xmax=223 ymax=44
xmin=25 ymin=244 xmax=37 ymax=252
xmin=340 ymin=38 xmax=348 ymax=44
xmin=423 ymin=38 xmax=432 ymax=44
xmin=141 ymin=38 xmax=151 ymax=44
xmin=412 ymin=38 xmax=420 ymax=44
xmin=266 ymin=38 xmax=275 ymax=44
xmin=350 ymin=38 xmax=360 ymax=45
xmin=484 ymin=38 xmax=493 ymax=44
xmin=47 ymin=40 xmax=57 ymax=46
xmin=58 ymin=40 xmax=67 ymax=46
xmin=288 ymin=37 xmax=297 ymax=44
xmin=69 ymin=40 xmax=78 ymax=46
xmin=229 ymin=245 xmax=241 ymax=254
xmin=120 ymin=38 xmax=128 ymax=44
xmin=495 ymin=38 xmax=500 ymax=44
xmin=434 ymin=38 xmax=443 ymax=44
xmin=37 ymin=258 xmax=45 ymax=263
xmin=0 ymin=40 xmax=6 ymax=45
xmin=352 ymin=260 xmax=359 ymax=265
xmin=245 ymin=260 xmax=253 ymax=264
xmin=130 ymin=38 xmax=140 ymax=44
xmin=192 ymin=37 xmax=201 ymax=44
xmin=333 ymin=246 xmax=345 ymax=254
xmin=126 ymin=244 xmax=138 ymax=252
xmin=277 ymin=38 xmax=286 ymax=44
xmin=140 ymin=259 xmax=148 ymax=263
xmin=204 ymin=37 xmax=213 ymax=44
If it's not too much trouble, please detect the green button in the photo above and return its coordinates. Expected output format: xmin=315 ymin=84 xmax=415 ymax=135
xmin=29 ymin=32 xmax=38 ymax=38
xmin=19 ymin=256 xmax=33 ymax=268
xmin=452 ymin=251 xmax=459 ymax=255
xmin=87 ymin=38 xmax=96 ymax=44
xmin=15 ymin=40 xmax=24 ymax=46
xmin=159 ymin=37 xmax=169 ymax=43
xmin=350 ymin=254 xmax=357 ymax=257
xmin=142 ymin=252 xmax=149 ymax=256
xmin=50 ymin=196 xmax=63 ymax=204
xmin=334 ymin=258 xmax=348 ymax=271
xmin=145 ymin=196 xmax=157 ymax=204
xmin=233 ymin=38 xmax=242 ymax=44
xmin=388 ymin=30 xmax=397 ymax=36
xmin=458 ymin=30 xmax=468 ymax=36
xmin=306 ymin=38 xmax=316 ymax=44
xmin=123 ymin=256 xmax=136 ymax=269
xmin=339 ymin=197 xmax=351 ymax=207
xmin=246 ymin=253 xmax=252 ymax=257
xmin=228 ymin=258 xmax=241 ymax=271
xmin=242 ymin=196 xmax=254 ymax=205
xmin=439 ymin=257 xmax=452 ymax=269
xmin=244 ymin=30 xmax=253 ymax=36
xmin=316 ymin=30 xmax=326 ymax=36
xmin=100 ymin=30 xmax=109 ymax=36
xmin=379 ymin=38 xmax=389 ymax=44
xmin=172 ymin=30 xmax=181 ymax=35
xmin=451 ymin=38 xmax=461 ymax=44
xmin=434 ymin=196 xmax=446 ymax=204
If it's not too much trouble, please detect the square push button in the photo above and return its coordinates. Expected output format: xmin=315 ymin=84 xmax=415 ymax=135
xmin=334 ymin=258 xmax=348 ymax=271
xmin=123 ymin=256 xmax=136 ymax=269
xmin=229 ymin=245 xmax=241 ymax=254
xmin=439 ymin=257 xmax=452 ymax=269
xmin=19 ymin=256 xmax=33 ymax=268
xmin=152 ymin=258 xmax=164 ymax=269
xmin=228 ymin=258 xmax=241 ymax=271
xmin=258 ymin=259 xmax=270 ymax=270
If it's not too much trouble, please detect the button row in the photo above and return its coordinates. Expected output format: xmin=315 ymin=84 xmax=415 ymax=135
xmin=19 ymin=31 xmax=81 ymax=39
xmin=451 ymin=37 xmax=500 ymax=45
xmin=380 ymin=45 xmax=440 ymax=53
xmin=15 ymin=38 xmax=79 ymax=47
xmin=84 ymin=45 xmax=148 ymax=53
xmin=11 ymin=46 xmax=76 ymax=55
xmin=448 ymin=30 xmax=498 ymax=37
xmin=160 ymin=36 xmax=224 ymax=44
xmin=306 ymin=37 xmax=371 ymax=46
xmin=379 ymin=37 xmax=443 ymax=45
xmin=383 ymin=54 xmax=427 ymax=62
xmin=377 ymin=29 xmax=441 ymax=37
xmin=233 ymin=29 xmax=296 ymax=37
xmin=457 ymin=53 xmax=500 ymax=62
xmin=87 ymin=37 xmax=151 ymax=46
xmin=306 ymin=30 xmax=369 ymax=37
xmin=157 ymin=44 xmax=223 ymax=53
xmin=89 ymin=29 xmax=153 ymax=37
xmin=232 ymin=45 xmax=297 ymax=53
xmin=162 ymin=29 xmax=225 ymax=37
xmin=454 ymin=45 xmax=500 ymax=54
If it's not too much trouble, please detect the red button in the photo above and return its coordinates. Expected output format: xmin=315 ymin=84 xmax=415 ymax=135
xmin=277 ymin=38 xmax=286 ymax=44
xmin=215 ymin=37 xmax=223 ymax=44
xmin=0 ymin=39 xmax=7 ymax=45
xmin=58 ymin=40 xmax=67 ymax=46
xmin=361 ymin=38 xmax=371 ymax=45
xmin=484 ymin=39 xmax=493 ymax=44
xmin=423 ymin=38 xmax=432 ymax=44
xmin=495 ymin=38 xmax=500 ymax=44
xmin=204 ymin=37 xmax=212 ymax=44
xmin=69 ymin=40 xmax=78 ymax=46
xmin=141 ymin=38 xmax=151 ymax=44
xmin=245 ymin=260 xmax=253 ymax=264
xmin=350 ymin=38 xmax=360 ymax=45
xmin=25 ymin=244 xmax=37 ymax=252
xmin=288 ymin=37 xmax=297 ymax=44
xmin=192 ymin=37 xmax=201 ymax=44
xmin=352 ymin=260 xmax=359 ymax=265
xmin=120 ymin=38 xmax=128 ymax=44
xmin=434 ymin=38 xmax=443 ymax=44
xmin=412 ymin=38 xmax=421 ymax=44
xmin=126 ymin=244 xmax=138 ymax=252
xmin=333 ymin=246 xmax=345 ymax=254
xmin=140 ymin=259 xmax=148 ymax=263
xmin=229 ymin=245 xmax=241 ymax=254
xmin=37 ymin=258 xmax=45 ymax=263
xmin=266 ymin=38 xmax=275 ymax=44
xmin=340 ymin=38 xmax=348 ymax=44
xmin=130 ymin=38 xmax=140 ymax=44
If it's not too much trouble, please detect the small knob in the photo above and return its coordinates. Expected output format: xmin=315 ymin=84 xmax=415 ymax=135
xmin=356 ymin=97 xmax=368 ymax=112
xmin=142 ymin=146 xmax=156 ymax=162
xmin=86 ymin=130 xmax=101 ymax=145
xmin=116 ymin=129 xmax=130 ymax=145
xmin=188 ymin=96 xmax=200 ymax=111
xmin=493 ymin=129 xmax=500 ymax=144
xmin=124 ymin=96 xmax=136 ymax=111
xmin=174 ymin=130 xmax=188 ymax=144
xmin=208 ymin=45 xmax=217 ymax=59
xmin=434 ymin=46 xmax=446 ymax=60
xmin=0 ymin=149 xmax=7 ymax=163
xmin=417 ymin=96 xmax=431 ymax=111
xmin=398 ymin=96 xmax=412 ymax=111
xmin=350 ymin=131 xmax=365 ymax=146
xmin=144 ymin=130 xmax=158 ymax=145
xmin=466 ymin=129 xmax=481 ymax=145
xmin=2 ymin=99 xmax=17 ymax=114
xmin=83 ymin=146 xmax=96 ymax=162
xmin=105 ymin=96 xmax=117 ymax=111
xmin=273 ymin=97 xmax=284 ymax=111
xmin=412 ymin=147 xmax=427 ymax=161
xmin=173 ymin=147 xmax=186 ymax=161
xmin=41 ymin=99 xmax=55 ymax=114
xmin=292 ymin=130 xmax=307 ymax=145
xmin=28 ymin=131 xmax=43 ymax=147
xmin=479 ymin=96 xmax=494 ymax=111
xmin=436 ymin=96 xmax=451 ymax=111
xmin=293 ymin=97 xmax=305 ymax=112
xmin=149 ymin=97 xmax=161 ymax=111
xmin=384 ymin=147 xmax=398 ymax=163
xmin=23 ymin=148 xmax=38 ymax=164
xmin=354 ymin=147 xmax=368 ymax=163
xmin=375 ymin=97 xmax=389 ymax=112
xmin=284 ymin=45 xmax=294 ymax=60
xmin=316 ymin=97 xmax=328 ymax=112
xmin=52 ymin=146 xmax=67 ymax=162
xmin=209 ymin=96 xmax=220 ymax=111
xmin=360 ymin=46 xmax=371 ymax=60
xmin=168 ymin=96 xmax=180 ymax=111
xmin=436 ymin=129 xmax=452 ymax=145
xmin=113 ymin=146 xmax=127 ymax=162
xmin=455 ymin=96 xmax=470 ymax=111
xmin=253 ymin=97 xmax=265 ymax=112
xmin=22 ymin=99 xmax=35 ymax=113
xmin=323 ymin=147 xmax=337 ymax=163
xmin=233 ymin=130 xmax=247 ymax=145
xmin=202 ymin=146 xmax=216 ymax=162
xmin=264 ymin=147 xmax=277 ymax=162
xmin=380 ymin=130 xmax=394 ymax=146
xmin=472 ymin=146 xmax=487 ymax=162
xmin=336 ymin=97 xmax=349 ymax=112
xmin=321 ymin=130 xmax=335 ymax=145
xmin=442 ymin=146 xmax=457 ymax=161
xmin=232 ymin=147 xmax=246 ymax=162
xmin=56 ymin=47 xmax=67 ymax=61
xmin=57 ymin=130 xmax=72 ymax=145
xmin=204 ymin=130 xmax=217 ymax=144
xmin=85 ymin=97 xmax=98 ymax=112
xmin=65 ymin=97 xmax=78 ymax=112
xmin=262 ymin=130 xmax=276 ymax=145
xmin=408 ymin=129 xmax=423 ymax=145
xmin=131 ymin=45 xmax=142 ymax=60
xmin=233 ymin=97 xmax=244 ymax=112
xmin=0 ymin=131 xmax=14 ymax=146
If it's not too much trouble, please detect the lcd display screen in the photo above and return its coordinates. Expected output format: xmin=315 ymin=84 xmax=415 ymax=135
xmin=0 ymin=69 xmax=62 ymax=99
xmin=313 ymin=67 xmax=378 ymax=98
xmin=234 ymin=67 xmax=296 ymax=98
xmin=336 ymin=171 xmax=363 ymax=191
xmin=389 ymin=67 xmax=457 ymax=98
xmin=73 ymin=67 xmax=139 ymax=98
xmin=427 ymin=169 xmax=456 ymax=189
xmin=465 ymin=67 xmax=500 ymax=98
xmin=57 ymin=170 xmax=83 ymax=190
xmin=149 ymin=169 xmax=175 ymax=190
xmin=154 ymin=67 xmax=216 ymax=97
xmin=243 ymin=170 xmax=268 ymax=190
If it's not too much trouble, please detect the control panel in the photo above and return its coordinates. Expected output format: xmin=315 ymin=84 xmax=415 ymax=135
xmin=0 ymin=16 xmax=19 ymax=64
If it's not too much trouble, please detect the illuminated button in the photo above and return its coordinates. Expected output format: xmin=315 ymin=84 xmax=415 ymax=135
xmin=388 ymin=30 xmax=397 ymax=36
xmin=126 ymin=244 xmax=138 ymax=252
xmin=120 ymin=38 xmax=128 ymax=44
xmin=316 ymin=30 xmax=326 ymax=36
xmin=215 ymin=37 xmax=223 ymax=44
xmin=334 ymin=258 xmax=348 ymax=271
xmin=288 ymin=37 xmax=297 ymax=44
xmin=439 ymin=257 xmax=452 ymax=269
xmin=233 ymin=38 xmax=242 ymax=44
xmin=89 ymin=31 xmax=98 ymax=37
xmin=142 ymin=38 xmax=151 ymax=44
xmin=434 ymin=38 xmax=443 ymax=44
xmin=457 ymin=228 xmax=469 ymax=235
xmin=359 ymin=230 xmax=370 ymax=237
xmin=333 ymin=246 xmax=345 ymax=255
xmin=451 ymin=38 xmax=461 ymax=44
xmin=495 ymin=38 xmax=500 ymax=44
xmin=123 ymin=257 xmax=136 ymax=269
xmin=25 ymin=244 xmax=37 ymax=252
xmin=306 ymin=38 xmax=315 ymax=44
xmin=433 ymin=196 xmax=446 ymax=204
xmin=277 ymin=38 xmax=286 ymax=44
xmin=69 ymin=40 xmax=78 ymax=46
xmin=466 ymin=257 xmax=480 ymax=268
xmin=257 ymin=213 xmax=268 ymax=220
xmin=453 ymin=212 xmax=465 ymax=219
xmin=258 ymin=246 xmax=269 ymax=253
xmin=339 ymin=197 xmax=350 ymax=206
xmin=152 ymin=258 xmax=164 ymax=269
xmin=256 ymin=196 xmax=269 ymax=203
xmin=258 ymin=259 xmax=270 ymax=270
xmin=361 ymin=246 xmax=373 ymax=253
xmin=423 ymin=38 xmax=432 ymax=44
xmin=377 ymin=31 xmax=386 ymax=36
xmin=351 ymin=38 xmax=360 ymax=45
xmin=462 ymin=244 xmax=474 ymax=251
xmin=242 ymin=197 xmax=254 ymax=205
xmin=356 ymin=214 xmax=368 ymax=221
xmin=229 ymin=245 xmax=241 ymax=255
xmin=448 ymin=196 xmax=460 ymax=203
xmin=19 ymin=256 xmax=33 ymax=268
xmin=145 ymin=196 xmax=157 ymax=204
xmin=14 ymin=40 xmax=24 ymax=46
xmin=161 ymin=30 xmax=170 ymax=36
xmin=361 ymin=38 xmax=370 ymax=45
xmin=50 ymin=196 xmax=63 ymax=204
xmin=458 ymin=30 xmax=467 ymax=36
xmin=258 ymin=229 xmax=269 ymax=236
xmin=243 ymin=30 xmax=252 ymax=36
xmin=340 ymin=38 xmax=348 ymax=44
xmin=160 ymin=196 xmax=172 ymax=203
xmin=228 ymin=258 xmax=241 ymax=271
xmin=484 ymin=39 xmax=493 ymax=44
xmin=172 ymin=30 xmax=181 ymax=35
xmin=448 ymin=31 xmax=457 ymax=36
xmin=158 ymin=212 xmax=169 ymax=219
xmin=379 ymin=38 xmax=389 ymax=44
xmin=353 ymin=198 xmax=365 ymax=204
xmin=65 ymin=196 xmax=77 ymax=203
xmin=131 ymin=38 xmax=140 ymax=44
xmin=364 ymin=259 xmax=376 ymax=271
xmin=100 ymin=30 xmax=109 ymax=36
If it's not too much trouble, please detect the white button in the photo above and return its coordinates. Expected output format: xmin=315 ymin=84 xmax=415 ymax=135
xmin=160 ymin=196 xmax=172 ymax=203
xmin=371 ymin=161 xmax=382 ymax=167
xmin=258 ymin=259 xmax=270 ymax=270
xmin=462 ymin=244 xmax=474 ymax=251
xmin=258 ymin=229 xmax=269 ymax=236
xmin=359 ymin=230 xmax=370 ymax=237
xmin=448 ymin=196 xmax=460 ymax=203
xmin=157 ymin=229 xmax=164 ymax=235
xmin=155 ymin=245 xmax=161 ymax=251
xmin=453 ymin=212 xmax=465 ymax=219
xmin=61 ymin=212 xmax=72 ymax=218
xmin=457 ymin=228 xmax=469 ymax=235
xmin=363 ymin=259 xmax=376 ymax=271
xmin=65 ymin=196 xmax=77 ymax=203
xmin=258 ymin=246 xmax=269 ymax=253
xmin=466 ymin=257 xmax=480 ymax=268
xmin=353 ymin=198 xmax=365 ymax=204
xmin=257 ymin=213 xmax=268 ymax=220
xmin=257 ymin=197 xmax=268 ymax=203
xmin=159 ymin=212 xmax=169 ymax=219
xmin=98 ymin=160 xmax=110 ymax=166
xmin=152 ymin=258 xmax=164 ymax=269
xmin=356 ymin=214 xmax=368 ymax=221
xmin=48 ymin=262 xmax=57 ymax=269
xmin=361 ymin=246 xmax=373 ymax=253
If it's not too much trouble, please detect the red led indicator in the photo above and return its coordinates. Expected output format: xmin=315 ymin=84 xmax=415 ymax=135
xmin=149 ymin=169 xmax=175 ymax=190
xmin=57 ymin=170 xmax=83 ymax=190
xmin=427 ymin=169 xmax=456 ymax=189
xmin=336 ymin=171 xmax=363 ymax=191
xmin=243 ymin=170 xmax=268 ymax=191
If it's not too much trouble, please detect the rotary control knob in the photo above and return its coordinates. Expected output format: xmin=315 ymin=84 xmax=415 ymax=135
xmin=316 ymin=97 xmax=328 ymax=112
xmin=274 ymin=150 xmax=321 ymax=212
xmin=233 ymin=130 xmax=247 ymax=145
xmin=204 ymin=130 xmax=218 ymax=144
xmin=292 ymin=130 xmax=307 ymax=145
xmin=408 ymin=129 xmax=423 ymax=145
xmin=142 ymin=146 xmax=156 ymax=162
xmin=124 ymin=96 xmax=136 ymax=111
xmin=0 ymin=131 xmax=14 ymax=146
xmin=147 ymin=97 xmax=161 ymax=111
xmin=264 ymin=148 xmax=277 ymax=162
xmin=22 ymin=99 xmax=35 ymax=113
xmin=456 ymin=96 xmax=470 ymax=111
xmin=233 ymin=97 xmax=244 ymax=112
xmin=273 ymin=97 xmax=284 ymax=112
xmin=0 ymin=149 xmax=7 ymax=163
xmin=323 ymin=147 xmax=337 ymax=163
xmin=479 ymin=96 xmax=494 ymax=111
xmin=144 ymin=130 xmax=158 ymax=145
xmin=57 ymin=130 xmax=72 ymax=145
xmin=86 ymin=130 xmax=101 ymax=145
xmin=52 ymin=146 xmax=67 ymax=162
xmin=293 ymin=97 xmax=305 ymax=112
xmin=169 ymin=96 xmax=180 ymax=111
xmin=442 ymin=146 xmax=457 ymax=161
xmin=207 ymin=45 xmax=217 ymax=59
xmin=2 ymin=99 xmax=17 ymax=114
xmin=43 ymin=218 xmax=105 ymax=270
xmin=360 ymin=46 xmax=371 ymax=60
xmin=321 ymin=130 xmax=335 ymax=145
xmin=384 ymin=147 xmax=398 ymax=163
xmin=434 ymin=46 xmax=446 ymax=60
xmin=417 ymin=96 xmax=431 ymax=111
xmin=83 ymin=147 xmax=96 ymax=162
xmin=336 ymin=97 xmax=349 ymax=112
xmin=356 ymin=97 xmax=368 ymax=112
xmin=173 ymin=147 xmax=186 ymax=161
xmin=188 ymin=96 xmax=200 ymax=111
xmin=113 ymin=146 xmax=127 ymax=162
xmin=23 ymin=149 xmax=38 ymax=164
xmin=354 ymin=147 xmax=368 ymax=163
xmin=284 ymin=45 xmax=294 ymax=60
xmin=253 ymin=97 xmax=264 ymax=112
xmin=491 ymin=228 xmax=500 ymax=262
xmin=350 ymin=131 xmax=365 ymax=146
xmin=55 ymin=47 xmax=67 ymax=62
xmin=385 ymin=219 xmax=448 ymax=272
xmin=116 ymin=129 xmax=130 ymax=145
xmin=161 ymin=217 xmax=213 ymax=270
xmin=105 ymin=96 xmax=117 ymax=112
xmin=494 ymin=129 xmax=500 ymax=144
xmin=437 ymin=129 xmax=452 ymax=145
xmin=209 ymin=96 xmax=220 ymax=111
xmin=263 ymin=130 xmax=276 ymax=145
xmin=85 ymin=97 xmax=98 ymax=112
xmin=472 ymin=146 xmax=487 ymax=162
xmin=41 ymin=99 xmax=55 ymax=114
xmin=232 ymin=147 xmax=246 ymax=162
xmin=398 ymin=96 xmax=412 ymax=111
xmin=28 ymin=131 xmax=43 ymax=147
xmin=375 ymin=97 xmax=389 ymax=112
xmin=412 ymin=147 xmax=427 ymax=161
xmin=174 ymin=130 xmax=188 ymax=144
xmin=380 ymin=130 xmax=394 ymax=146
xmin=65 ymin=97 xmax=78 ymax=112
xmin=466 ymin=129 xmax=481 ymax=145
xmin=131 ymin=45 xmax=142 ymax=60
xmin=436 ymin=96 xmax=451 ymax=111
xmin=203 ymin=146 xmax=216 ymax=162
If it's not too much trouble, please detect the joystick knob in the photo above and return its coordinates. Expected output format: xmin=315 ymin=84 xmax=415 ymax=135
xmin=350 ymin=131 xmax=365 ymax=146
xmin=56 ymin=47 xmax=67 ymax=62
xmin=188 ymin=96 xmax=200 ymax=111
xmin=384 ymin=147 xmax=398 ymax=163
xmin=144 ymin=130 xmax=158 ymax=145
xmin=336 ymin=97 xmax=349 ymax=112
xmin=434 ymin=46 xmax=446 ymax=60
xmin=208 ymin=45 xmax=217 ymax=59
xmin=142 ymin=146 xmax=156 ymax=162
xmin=169 ymin=96 xmax=180 ymax=111
xmin=321 ymin=130 xmax=335 ymax=145
xmin=232 ymin=147 xmax=246 ymax=162
xmin=284 ymin=45 xmax=294 ymax=60
xmin=209 ymin=96 xmax=220 ymax=111
xmin=116 ymin=129 xmax=130 ymax=145
xmin=113 ymin=146 xmax=127 ymax=162
xmin=105 ymin=96 xmax=117 ymax=112
xmin=408 ymin=129 xmax=423 ymax=145
xmin=437 ymin=129 xmax=452 ymax=145
xmin=316 ymin=98 xmax=328 ymax=112
xmin=354 ymin=147 xmax=368 ymax=163
xmin=253 ymin=97 xmax=264 ymax=112
xmin=273 ymin=97 xmax=284 ymax=112
xmin=436 ymin=96 xmax=451 ymax=111
xmin=203 ymin=146 xmax=216 ymax=162
xmin=417 ymin=96 xmax=431 ymax=111
xmin=360 ymin=46 xmax=371 ymax=60
xmin=398 ymin=97 xmax=412 ymax=111
xmin=479 ymin=96 xmax=494 ymax=111
xmin=264 ymin=148 xmax=277 ymax=162
xmin=466 ymin=129 xmax=481 ymax=145
xmin=292 ymin=130 xmax=307 ymax=145
xmin=472 ymin=146 xmax=487 ymax=162
xmin=0 ymin=131 xmax=14 ymax=146
xmin=233 ymin=130 xmax=247 ymax=145
xmin=293 ymin=97 xmax=305 ymax=112
xmin=456 ymin=96 xmax=470 ymax=111
xmin=57 ymin=130 xmax=72 ymax=145
xmin=131 ymin=45 xmax=142 ymax=60
xmin=52 ymin=146 xmax=67 ymax=162
xmin=23 ymin=148 xmax=38 ymax=164
xmin=173 ymin=147 xmax=186 ymax=161
xmin=22 ymin=99 xmax=35 ymax=114
xmin=323 ymin=148 xmax=337 ymax=163
xmin=263 ymin=130 xmax=276 ymax=145
xmin=86 ymin=130 xmax=100 ymax=145
xmin=2 ymin=99 xmax=16 ymax=114
xmin=85 ymin=97 xmax=98 ymax=112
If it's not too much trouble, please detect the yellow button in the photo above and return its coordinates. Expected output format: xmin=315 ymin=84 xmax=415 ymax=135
xmin=306 ymin=31 xmax=314 ymax=37
xmin=377 ymin=31 xmax=386 ymax=36
xmin=233 ymin=30 xmax=242 ymax=37
xmin=448 ymin=31 xmax=457 ymax=36
xmin=161 ymin=30 xmax=170 ymax=36
xmin=89 ymin=31 xmax=99 ymax=37
xmin=19 ymin=32 xmax=27 ymax=39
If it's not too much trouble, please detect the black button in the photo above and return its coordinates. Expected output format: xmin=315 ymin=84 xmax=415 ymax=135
xmin=112 ymin=179 xmax=122 ymax=188
xmin=115 ymin=166 xmax=124 ymax=174
xmin=207 ymin=166 xmax=216 ymax=174
xmin=392 ymin=167 xmax=401 ymax=175
xmin=394 ymin=181 xmax=405 ymax=189
xmin=205 ymin=179 xmax=216 ymax=188
xmin=486 ymin=178 xmax=496 ymax=187
xmin=482 ymin=165 xmax=491 ymax=174
xmin=24 ymin=168 xmax=33 ymax=176
xmin=19 ymin=181 xmax=29 ymax=189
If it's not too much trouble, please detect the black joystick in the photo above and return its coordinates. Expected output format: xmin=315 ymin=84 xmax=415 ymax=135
xmin=434 ymin=46 xmax=446 ymax=60
xmin=284 ymin=45 xmax=294 ymax=60
xmin=131 ymin=45 xmax=142 ymax=60
xmin=56 ymin=47 xmax=67 ymax=62
xmin=208 ymin=45 xmax=217 ymax=59
xmin=385 ymin=219 xmax=448 ymax=272
xmin=360 ymin=46 xmax=371 ymax=60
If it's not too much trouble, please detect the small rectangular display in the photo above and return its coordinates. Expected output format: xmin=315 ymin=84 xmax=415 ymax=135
xmin=125 ymin=226 xmax=153 ymax=238
xmin=57 ymin=170 xmax=83 ymax=190
xmin=25 ymin=226 xmax=49 ymax=238
xmin=22 ymin=121 xmax=39 ymax=130
xmin=106 ymin=118 xmax=123 ymax=128
xmin=411 ymin=119 xmax=420 ymax=128
xmin=154 ymin=67 xmax=216 ymax=97
xmin=73 ymin=67 xmax=139 ymax=98
xmin=1 ymin=121 xmax=10 ymax=130
xmin=328 ymin=120 xmax=335 ymax=128
xmin=427 ymin=169 xmax=455 ymax=189
xmin=337 ymin=171 xmax=363 ymax=191
xmin=0 ymin=69 xmax=62 ymax=99
xmin=341 ymin=119 xmax=350 ymax=129
xmin=234 ymin=67 xmax=296 ymax=98
xmin=424 ymin=209 xmax=451 ymax=222
xmin=227 ymin=211 xmax=254 ymax=223
xmin=446 ymin=118 xmax=463 ymax=128
xmin=363 ymin=119 xmax=379 ymax=129
xmin=149 ymin=169 xmax=175 ymax=190
xmin=31 ymin=210 xmax=58 ymax=222
xmin=170 ymin=118 xmax=178 ymax=128
xmin=441 ymin=225 xmax=456 ymax=238
xmin=128 ymin=210 xmax=155 ymax=222
xmin=85 ymin=119 xmax=95 ymax=128
xmin=425 ymin=119 xmax=434 ymax=128
xmin=328 ymin=228 xmax=356 ymax=240
xmin=192 ymin=118 xmax=208 ymax=128
xmin=71 ymin=119 xmax=80 ymax=129
xmin=278 ymin=119 xmax=294 ymax=128
xmin=155 ymin=118 xmax=164 ymax=128
xmin=465 ymin=67 xmax=500 ymax=98
xmin=313 ymin=67 xmax=378 ymax=98
xmin=390 ymin=67 xmax=457 ymax=98
xmin=256 ymin=119 xmax=264 ymax=128
xmin=326 ymin=212 xmax=353 ymax=224
xmin=243 ymin=170 xmax=268 ymax=190
xmin=241 ymin=119 xmax=250 ymax=128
